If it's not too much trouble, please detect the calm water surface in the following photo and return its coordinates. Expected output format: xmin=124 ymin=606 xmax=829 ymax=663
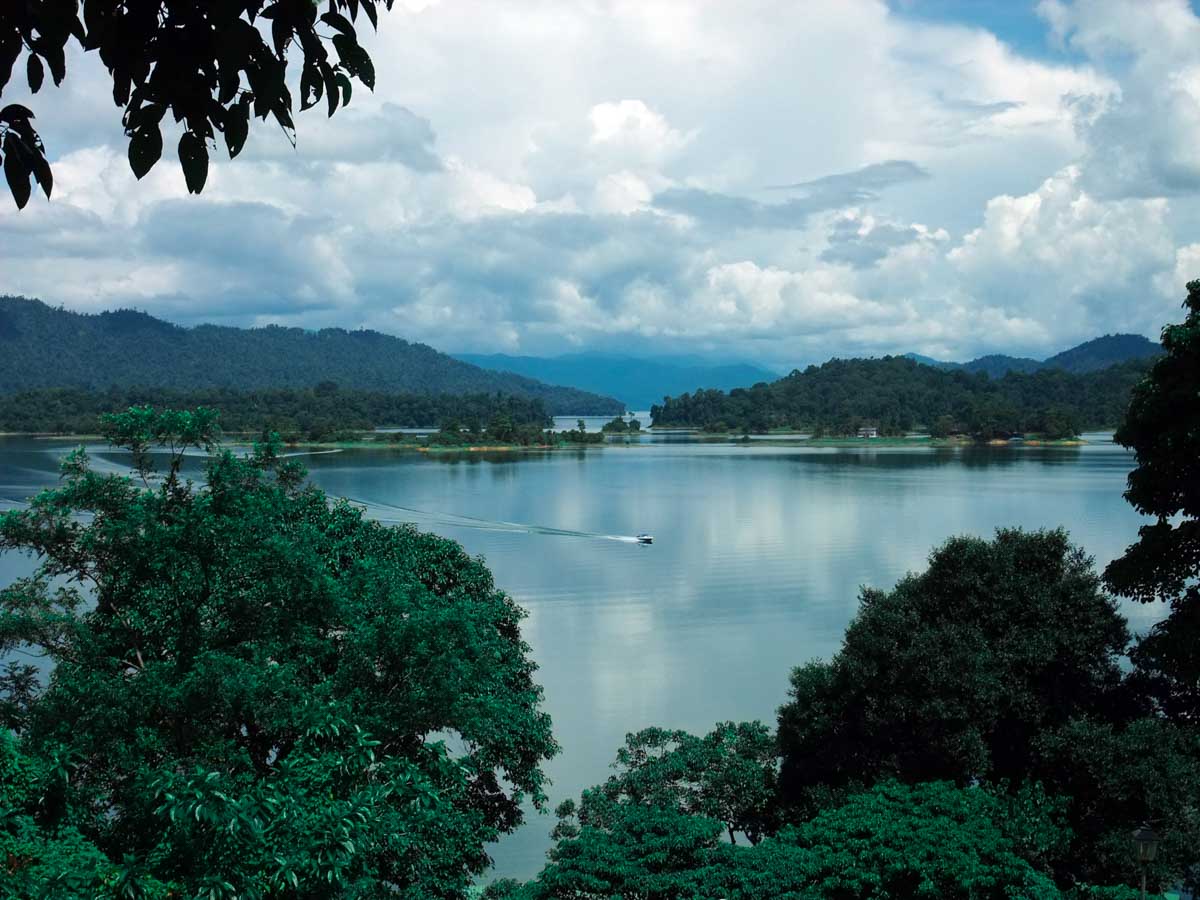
xmin=0 ymin=434 xmax=1154 ymax=879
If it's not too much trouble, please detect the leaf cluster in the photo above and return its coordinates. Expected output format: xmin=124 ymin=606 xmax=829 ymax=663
xmin=0 ymin=0 xmax=395 ymax=208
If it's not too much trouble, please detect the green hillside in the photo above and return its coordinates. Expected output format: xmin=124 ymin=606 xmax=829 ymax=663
xmin=0 ymin=297 xmax=622 ymax=415
xmin=651 ymin=355 xmax=1151 ymax=438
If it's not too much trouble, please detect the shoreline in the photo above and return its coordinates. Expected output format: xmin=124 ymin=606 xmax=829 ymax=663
xmin=1 ymin=431 xmax=1093 ymax=450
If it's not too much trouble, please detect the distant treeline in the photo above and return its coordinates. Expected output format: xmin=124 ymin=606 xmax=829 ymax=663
xmin=0 ymin=385 xmax=553 ymax=440
xmin=650 ymin=356 xmax=1152 ymax=438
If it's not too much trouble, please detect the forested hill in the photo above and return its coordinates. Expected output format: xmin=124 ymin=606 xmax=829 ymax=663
xmin=908 ymin=333 xmax=1161 ymax=379
xmin=0 ymin=297 xmax=623 ymax=415
xmin=650 ymin=356 xmax=1151 ymax=438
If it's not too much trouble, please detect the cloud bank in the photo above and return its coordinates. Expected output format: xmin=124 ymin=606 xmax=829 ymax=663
xmin=1 ymin=0 xmax=1198 ymax=368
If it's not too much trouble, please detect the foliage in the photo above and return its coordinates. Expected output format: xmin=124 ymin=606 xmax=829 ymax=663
xmin=0 ymin=731 xmax=131 ymax=899
xmin=0 ymin=385 xmax=555 ymax=438
xmin=600 ymin=416 xmax=641 ymax=434
xmin=1104 ymin=281 xmax=1200 ymax=723
xmin=0 ymin=407 xmax=557 ymax=896
xmin=777 ymin=529 xmax=1130 ymax=804
xmin=511 ymin=780 xmax=1070 ymax=900
xmin=0 ymin=297 xmax=624 ymax=415
xmin=526 ymin=801 xmax=725 ymax=900
xmin=0 ymin=0 xmax=395 ymax=208
xmin=650 ymin=355 xmax=1150 ymax=437
xmin=570 ymin=722 xmax=778 ymax=847
xmin=1035 ymin=717 xmax=1200 ymax=892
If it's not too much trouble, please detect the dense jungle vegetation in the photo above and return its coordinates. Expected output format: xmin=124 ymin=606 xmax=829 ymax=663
xmin=0 ymin=384 xmax=556 ymax=440
xmin=651 ymin=356 xmax=1151 ymax=438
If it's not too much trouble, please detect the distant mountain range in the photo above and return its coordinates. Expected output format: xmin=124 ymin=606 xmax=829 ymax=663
xmin=0 ymin=297 xmax=623 ymax=415
xmin=455 ymin=353 xmax=780 ymax=410
xmin=906 ymin=334 xmax=1161 ymax=378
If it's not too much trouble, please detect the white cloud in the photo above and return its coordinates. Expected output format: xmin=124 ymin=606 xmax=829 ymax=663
xmin=949 ymin=166 xmax=1178 ymax=337
xmin=4 ymin=0 xmax=1200 ymax=368
xmin=1040 ymin=0 xmax=1200 ymax=197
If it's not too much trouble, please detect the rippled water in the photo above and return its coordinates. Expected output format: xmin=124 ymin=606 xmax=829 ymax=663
xmin=0 ymin=434 xmax=1154 ymax=879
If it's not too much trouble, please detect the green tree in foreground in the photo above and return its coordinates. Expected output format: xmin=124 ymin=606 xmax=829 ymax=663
xmin=564 ymin=722 xmax=778 ymax=847
xmin=1104 ymin=280 xmax=1200 ymax=723
xmin=778 ymin=529 xmax=1130 ymax=799
xmin=0 ymin=407 xmax=556 ymax=896
xmin=1 ymin=1 xmax=394 ymax=208
xmin=506 ymin=780 xmax=1079 ymax=900
xmin=776 ymin=527 xmax=1200 ymax=890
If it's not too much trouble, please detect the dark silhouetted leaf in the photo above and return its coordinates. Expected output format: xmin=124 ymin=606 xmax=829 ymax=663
xmin=0 ymin=104 xmax=35 ymax=122
xmin=356 ymin=50 xmax=375 ymax=91
xmin=272 ymin=17 xmax=290 ymax=56
xmin=0 ymin=34 xmax=20 ymax=92
xmin=113 ymin=70 xmax=131 ymax=106
xmin=178 ymin=133 xmax=209 ymax=194
xmin=225 ymin=101 xmax=250 ymax=158
xmin=300 ymin=64 xmax=323 ymax=112
xmin=320 ymin=12 xmax=356 ymax=39
xmin=42 ymin=43 xmax=66 ymax=86
xmin=332 ymin=35 xmax=375 ymax=91
xmin=128 ymin=125 xmax=163 ymax=179
xmin=27 ymin=54 xmax=44 ymax=94
xmin=323 ymin=64 xmax=340 ymax=117
xmin=31 ymin=152 xmax=52 ymax=200
xmin=4 ymin=138 xmax=32 ymax=209
xmin=336 ymin=73 xmax=352 ymax=107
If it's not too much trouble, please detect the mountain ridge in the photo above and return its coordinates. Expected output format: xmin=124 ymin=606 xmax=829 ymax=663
xmin=905 ymin=334 xmax=1160 ymax=378
xmin=0 ymin=297 xmax=623 ymax=415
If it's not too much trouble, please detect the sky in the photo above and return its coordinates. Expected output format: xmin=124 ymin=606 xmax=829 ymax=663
xmin=3 ymin=0 xmax=1200 ymax=369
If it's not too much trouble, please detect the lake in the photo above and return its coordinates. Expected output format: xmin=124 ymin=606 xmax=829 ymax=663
xmin=0 ymin=433 xmax=1157 ymax=880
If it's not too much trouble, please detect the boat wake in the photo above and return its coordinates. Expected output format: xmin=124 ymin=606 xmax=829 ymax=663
xmin=344 ymin=496 xmax=649 ymax=544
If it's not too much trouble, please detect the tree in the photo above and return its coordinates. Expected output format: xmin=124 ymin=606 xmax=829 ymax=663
xmin=575 ymin=722 xmax=779 ymax=847
xmin=524 ymin=801 xmax=725 ymax=900
xmin=1104 ymin=281 xmax=1200 ymax=723
xmin=510 ymin=780 xmax=1076 ymax=900
xmin=1 ymin=1 xmax=395 ymax=209
xmin=709 ymin=781 xmax=1067 ymax=900
xmin=930 ymin=414 xmax=956 ymax=438
xmin=600 ymin=416 xmax=629 ymax=434
xmin=777 ymin=529 xmax=1130 ymax=809
xmin=0 ymin=407 xmax=557 ymax=896
xmin=1035 ymin=717 xmax=1200 ymax=892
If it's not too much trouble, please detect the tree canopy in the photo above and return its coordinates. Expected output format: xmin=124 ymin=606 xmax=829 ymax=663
xmin=773 ymin=527 xmax=1199 ymax=891
xmin=1104 ymin=281 xmax=1200 ymax=724
xmin=777 ymin=529 xmax=1131 ymax=800
xmin=649 ymin=355 xmax=1149 ymax=438
xmin=0 ymin=407 xmax=557 ymax=895
xmin=502 ymin=778 xmax=1082 ymax=900
xmin=1 ymin=1 xmax=396 ymax=208
xmin=0 ymin=385 xmax=555 ymax=439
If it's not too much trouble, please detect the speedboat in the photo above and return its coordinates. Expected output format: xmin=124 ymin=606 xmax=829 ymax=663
xmin=636 ymin=533 xmax=653 ymax=544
